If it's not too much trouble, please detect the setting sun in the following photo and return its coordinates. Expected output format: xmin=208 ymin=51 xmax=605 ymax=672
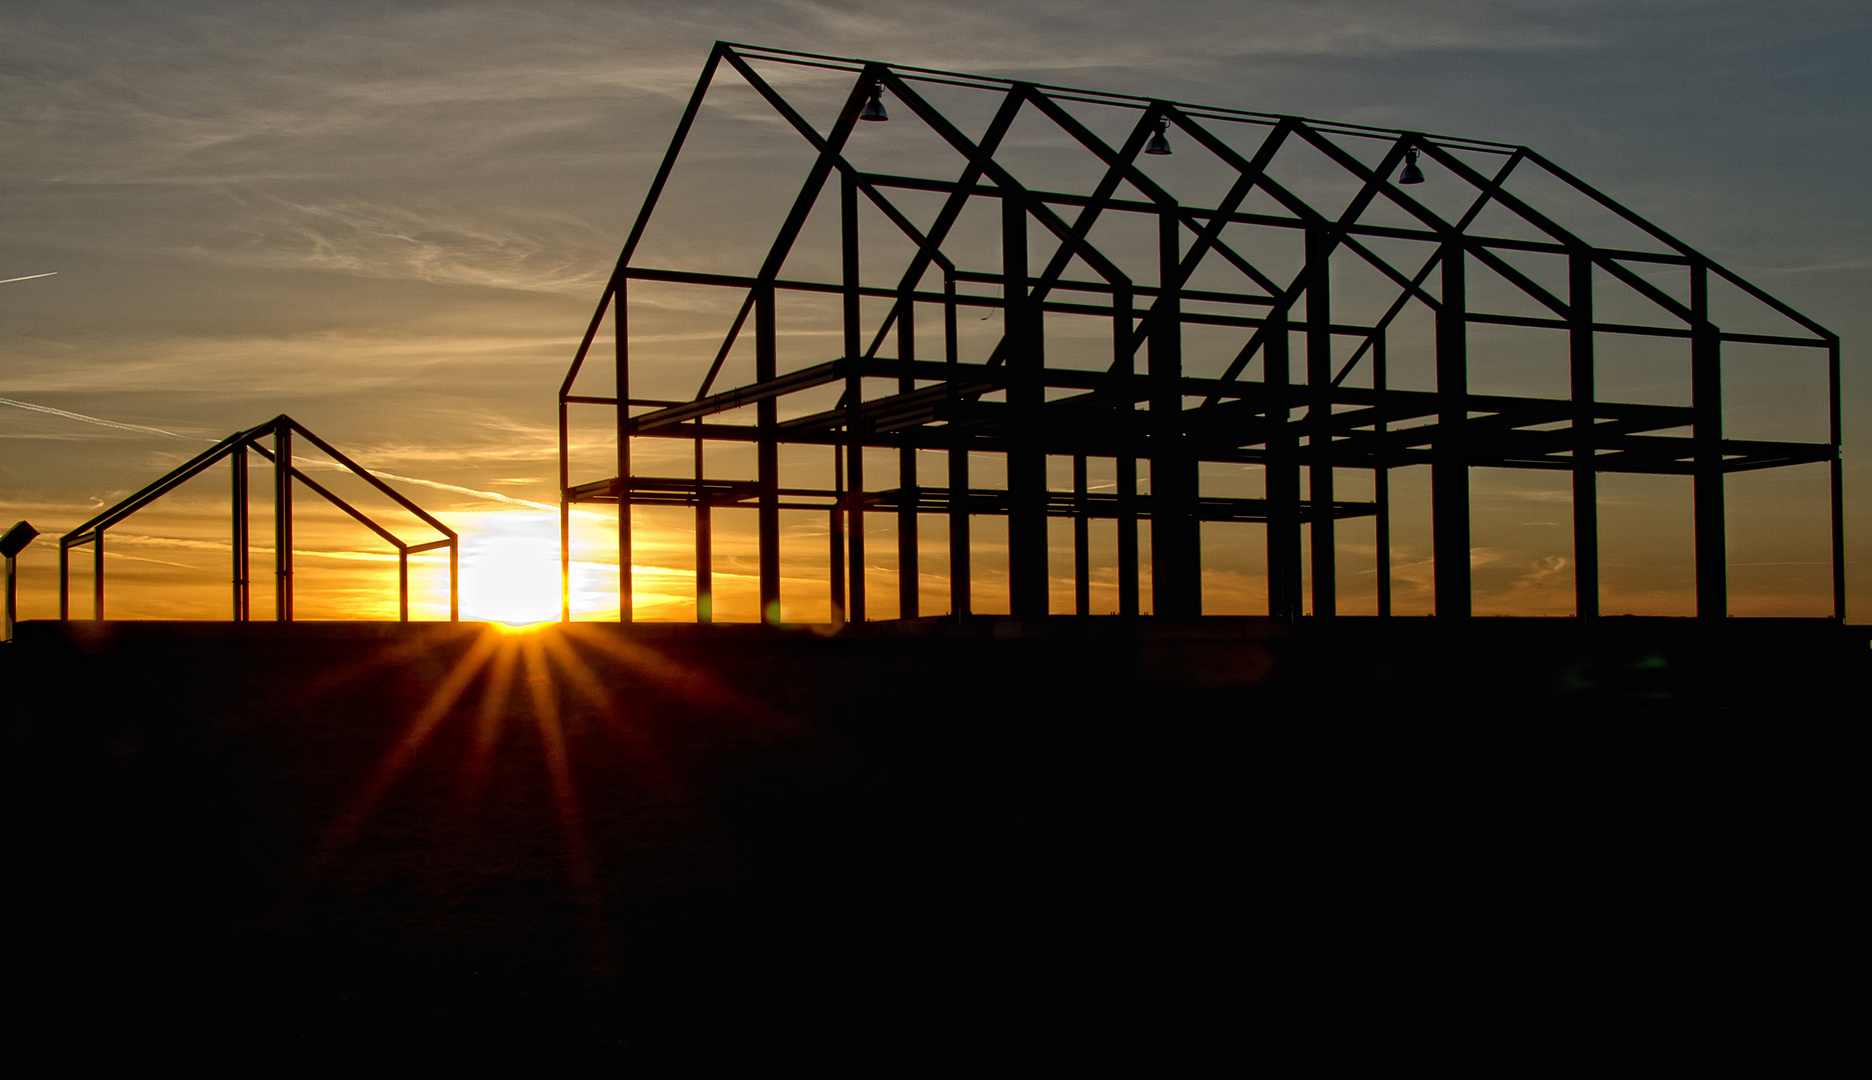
xmin=459 ymin=513 xmax=561 ymax=625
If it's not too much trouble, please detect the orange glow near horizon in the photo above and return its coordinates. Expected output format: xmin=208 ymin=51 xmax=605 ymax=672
xmin=493 ymin=618 xmax=553 ymax=633
xmin=0 ymin=492 xmax=1838 ymax=623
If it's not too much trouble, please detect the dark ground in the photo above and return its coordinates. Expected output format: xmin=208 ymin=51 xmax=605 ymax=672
xmin=2 ymin=615 xmax=1862 ymax=1066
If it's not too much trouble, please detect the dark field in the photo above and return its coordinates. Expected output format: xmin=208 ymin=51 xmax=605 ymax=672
xmin=3 ymin=616 xmax=1860 ymax=1064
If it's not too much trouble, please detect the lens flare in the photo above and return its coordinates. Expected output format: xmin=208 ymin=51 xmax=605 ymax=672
xmin=296 ymin=621 xmax=788 ymax=979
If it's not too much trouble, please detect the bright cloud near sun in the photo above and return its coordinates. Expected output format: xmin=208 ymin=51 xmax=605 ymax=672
xmin=449 ymin=508 xmax=649 ymax=624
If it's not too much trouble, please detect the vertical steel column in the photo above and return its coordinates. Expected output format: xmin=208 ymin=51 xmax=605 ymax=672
xmin=1073 ymin=454 xmax=1090 ymax=615
xmin=841 ymin=171 xmax=865 ymax=623
xmin=1829 ymin=336 xmax=1845 ymax=620
xmin=898 ymin=298 xmax=919 ymax=619
xmin=1306 ymin=226 xmax=1336 ymax=617
xmin=1570 ymin=250 xmax=1599 ymax=618
xmin=94 ymin=532 xmax=104 ymax=620
xmin=1117 ymin=459 xmax=1139 ymax=615
xmin=559 ymin=395 xmax=571 ymax=622
xmin=1004 ymin=195 xmax=1048 ymax=618
xmin=830 ymin=446 xmax=846 ymax=621
xmin=1115 ymin=285 xmax=1140 ymax=617
xmin=617 ymin=283 xmax=633 ymax=623
xmin=448 ymin=540 xmax=459 ymax=621
xmin=946 ymin=275 xmax=969 ymax=618
xmin=58 ymin=543 xmax=67 ymax=620
xmin=1433 ymin=244 xmax=1470 ymax=618
xmin=398 ymin=550 xmax=409 ymax=621
xmin=695 ymin=430 xmax=712 ymax=622
xmin=274 ymin=423 xmax=293 ymax=622
xmin=231 ymin=442 xmax=249 ymax=621
xmin=1266 ymin=307 xmax=1300 ymax=620
xmin=1691 ymin=262 xmax=1725 ymax=618
xmin=757 ymin=283 xmax=781 ymax=624
xmin=1374 ymin=334 xmax=1392 ymax=618
xmin=1151 ymin=209 xmax=1199 ymax=618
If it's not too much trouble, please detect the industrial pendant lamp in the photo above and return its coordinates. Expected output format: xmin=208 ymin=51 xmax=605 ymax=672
xmin=860 ymin=85 xmax=889 ymax=122
xmin=1399 ymin=146 xmax=1425 ymax=185
xmin=1144 ymin=118 xmax=1171 ymax=155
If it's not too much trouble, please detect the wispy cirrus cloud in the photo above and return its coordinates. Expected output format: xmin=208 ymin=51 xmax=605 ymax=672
xmin=190 ymin=195 xmax=614 ymax=295
xmin=0 ymin=397 xmax=194 ymax=439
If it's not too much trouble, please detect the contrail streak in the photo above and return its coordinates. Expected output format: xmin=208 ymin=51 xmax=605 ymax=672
xmin=0 ymin=272 xmax=57 ymax=284
xmin=0 ymin=397 xmax=193 ymax=439
xmin=1 ymin=396 xmax=606 ymax=518
xmin=334 ymin=466 xmax=573 ymax=516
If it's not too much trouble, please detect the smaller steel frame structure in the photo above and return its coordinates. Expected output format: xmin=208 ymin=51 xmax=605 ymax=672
xmin=59 ymin=415 xmax=459 ymax=621
xmin=561 ymin=42 xmax=1843 ymax=624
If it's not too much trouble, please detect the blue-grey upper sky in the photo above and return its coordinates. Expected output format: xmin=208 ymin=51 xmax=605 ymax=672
xmin=3 ymin=0 xmax=1869 ymax=618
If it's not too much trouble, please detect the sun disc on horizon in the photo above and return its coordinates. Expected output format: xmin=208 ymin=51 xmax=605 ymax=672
xmin=459 ymin=516 xmax=561 ymax=626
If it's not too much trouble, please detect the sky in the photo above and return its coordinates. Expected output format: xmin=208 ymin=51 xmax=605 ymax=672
xmin=3 ymin=0 xmax=1869 ymax=623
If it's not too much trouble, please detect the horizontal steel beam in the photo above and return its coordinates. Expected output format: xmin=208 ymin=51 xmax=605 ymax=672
xmin=568 ymin=474 xmax=1377 ymax=523
xmin=630 ymin=360 xmax=846 ymax=431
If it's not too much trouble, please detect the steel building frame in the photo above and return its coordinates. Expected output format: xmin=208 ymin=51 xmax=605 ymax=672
xmin=560 ymin=42 xmax=1841 ymax=623
xmin=60 ymin=415 xmax=459 ymax=622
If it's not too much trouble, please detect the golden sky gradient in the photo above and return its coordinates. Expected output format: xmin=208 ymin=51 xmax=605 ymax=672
xmin=2 ymin=2 xmax=1866 ymax=621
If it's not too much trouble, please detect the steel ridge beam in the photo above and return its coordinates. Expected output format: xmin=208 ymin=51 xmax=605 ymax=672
xmin=723 ymin=41 xmax=1522 ymax=152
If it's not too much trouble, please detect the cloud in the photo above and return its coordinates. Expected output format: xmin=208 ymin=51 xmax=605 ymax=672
xmin=1513 ymin=554 xmax=1568 ymax=590
xmin=188 ymin=195 xmax=615 ymax=295
xmin=701 ymin=0 xmax=1594 ymax=74
xmin=1757 ymin=258 xmax=1872 ymax=275
xmin=346 ymin=466 xmax=602 ymax=519
xmin=0 ymin=397 xmax=196 ymax=439
xmin=1469 ymin=547 xmax=1503 ymax=569
xmin=1 ymin=332 xmax=578 ymax=396
xmin=3 ymin=2 xmax=1596 ymax=191
xmin=100 ymin=550 xmax=200 ymax=571
xmin=0 ymin=394 xmax=598 ymax=517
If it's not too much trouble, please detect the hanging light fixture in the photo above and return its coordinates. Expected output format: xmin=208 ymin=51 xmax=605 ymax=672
xmin=1144 ymin=118 xmax=1171 ymax=156
xmin=860 ymin=84 xmax=889 ymax=122
xmin=1399 ymin=146 xmax=1425 ymax=185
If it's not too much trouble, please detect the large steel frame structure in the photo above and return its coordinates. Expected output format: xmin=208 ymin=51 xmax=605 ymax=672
xmin=560 ymin=42 xmax=1841 ymax=623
